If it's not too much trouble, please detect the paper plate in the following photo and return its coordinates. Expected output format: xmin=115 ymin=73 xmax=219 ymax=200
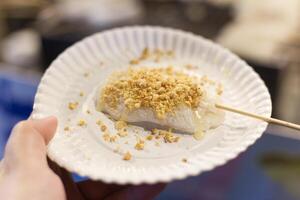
xmin=32 ymin=26 xmax=272 ymax=184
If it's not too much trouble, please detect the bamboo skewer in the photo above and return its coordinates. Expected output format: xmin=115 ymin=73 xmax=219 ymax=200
xmin=216 ymin=104 xmax=300 ymax=131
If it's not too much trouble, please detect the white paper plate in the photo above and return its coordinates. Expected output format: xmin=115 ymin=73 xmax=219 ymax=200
xmin=32 ymin=26 xmax=272 ymax=184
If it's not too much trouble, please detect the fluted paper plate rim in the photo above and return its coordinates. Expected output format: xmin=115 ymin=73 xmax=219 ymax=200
xmin=33 ymin=26 xmax=272 ymax=184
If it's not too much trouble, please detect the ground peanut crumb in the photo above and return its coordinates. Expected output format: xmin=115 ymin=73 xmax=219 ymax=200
xmin=129 ymin=48 xmax=174 ymax=65
xmin=151 ymin=129 xmax=159 ymax=135
xmin=151 ymin=129 xmax=180 ymax=143
xmin=139 ymin=48 xmax=149 ymax=60
xmin=135 ymin=140 xmax=145 ymax=150
xmin=123 ymin=151 xmax=132 ymax=161
xmin=109 ymin=135 xmax=118 ymax=143
xmin=182 ymin=158 xmax=188 ymax=163
xmin=103 ymin=133 xmax=110 ymax=141
xmin=101 ymin=125 xmax=107 ymax=132
xmin=68 ymin=102 xmax=79 ymax=110
xmin=96 ymin=120 xmax=102 ymax=125
xmin=86 ymin=110 xmax=91 ymax=114
xmin=77 ymin=119 xmax=86 ymax=127
xmin=146 ymin=135 xmax=153 ymax=141
xmin=129 ymin=59 xmax=139 ymax=65
xmin=79 ymin=91 xmax=84 ymax=97
xmin=124 ymin=141 xmax=129 ymax=144
xmin=64 ymin=126 xmax=70 ymax=131
xmin=115 ymin=120 xmax=127 ymax=130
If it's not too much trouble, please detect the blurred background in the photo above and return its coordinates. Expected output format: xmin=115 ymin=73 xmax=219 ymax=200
xmin=0 ymin=0 xmax=299 ymax=199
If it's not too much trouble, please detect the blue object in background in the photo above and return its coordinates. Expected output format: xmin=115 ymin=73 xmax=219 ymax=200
xmin=0 ymin=72 xmax=39 ymax=158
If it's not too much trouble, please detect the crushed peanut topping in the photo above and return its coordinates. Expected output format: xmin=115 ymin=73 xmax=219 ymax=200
xmin=123 ymin=151 xmax=132 ymax=161
xmin=151 ymin=128 xmax=180 ymax=143
xmin=141 ymin=48 xmax=149 ymax=59
xmin=115 ymin=120 xmax=127 ymax=130
xmin=182 ymin=158 xmax=188 ymax=163
xmin=110 ymin=135 xmax=118 ymax=143
xmin=100 ymin=67 xmax=203 ymax=119
xmin=102 ymin=133 xmax=110 ymax=141
xmin=146 ymin=135 xmax=153 ymax=141
xmin=130 ymin=59 xmax=139 ymax=65
xmin=101 ymin=125 xmax=107 ymax=132
xmin=68 ymin=102 xmax=79 ymax=110
xmin=86 ymin=110 xmax=91 ymax=114
xmin=77 ymin=119 xmax=87 ymax=127
xmin=79 ymin=91 xmax=84 ymax=97
xmin=129 ymin=48 xmax=173 ymax=65
xmin=135 ymin=140 xmax=145 ymax=150
xmin=64 ymin=126 xmax=70 ymax=131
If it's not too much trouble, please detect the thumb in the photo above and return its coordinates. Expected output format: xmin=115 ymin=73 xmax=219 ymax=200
xmin=32 ymin=116 xmax=58 ymax=145
xmin=3 ymin=117 xmax=57 ymax=172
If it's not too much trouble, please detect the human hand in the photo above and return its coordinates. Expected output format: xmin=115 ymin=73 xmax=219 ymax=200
xmin=0 ymin=117 xmax=66 ymax=200
xmin=0 ymin=117 xmax=166 ymax=200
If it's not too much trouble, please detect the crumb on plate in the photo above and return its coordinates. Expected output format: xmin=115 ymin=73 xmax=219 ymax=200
xmin=68 ymin=102 xmax=79 ymax=110
xmin=151 ymin=129 xmax=180 ymax=143
xmin=101 ymin=125 xmax=107 ymax=132
xmin=135 ymin=140 xmax=145 ymax=150
xmin=103 ymin=133 xmax=110 ymax=141
xmin=115 ymin=120 xmax=127 ymax=130
xmin=146 ymin=135 xmax=153 ymax=141
xmin=123 ymin=151 xmax=132 ymax=161
xmin=109 ymin=135 xmax=118 ymax=143
xmin=77 ymin=119 xmax=87 ymax=127
xmin=129 ymin=59 xmax=139 ymax=65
